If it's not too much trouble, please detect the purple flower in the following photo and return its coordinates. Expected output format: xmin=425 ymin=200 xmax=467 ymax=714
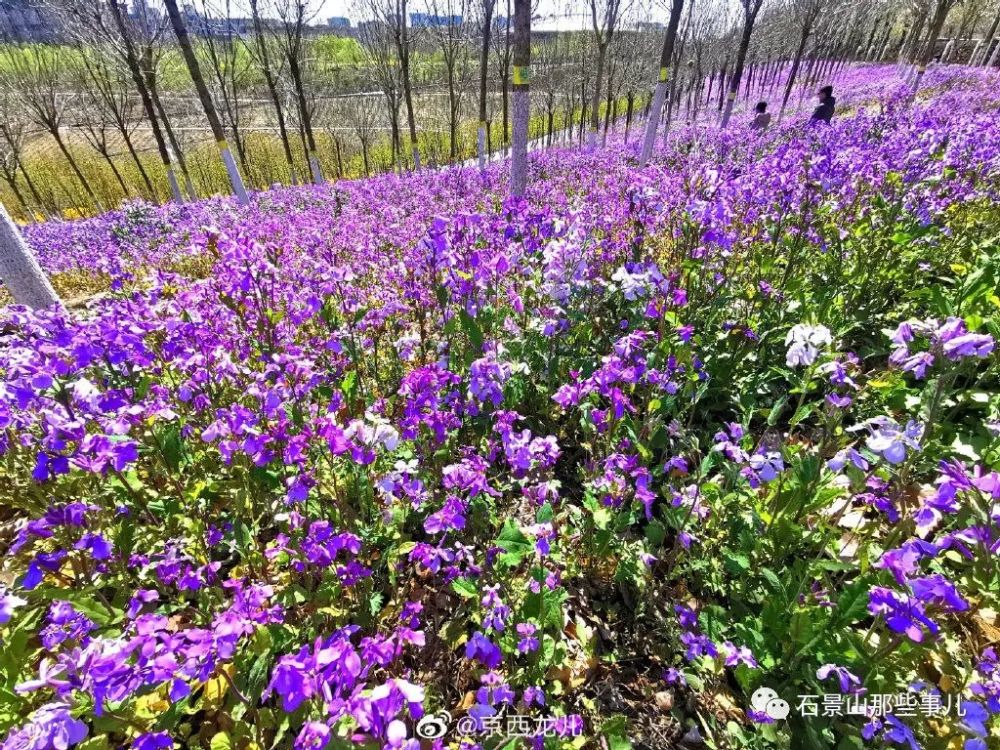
xmin=942 ymin=333 xmax=994 ymax=360
xmin=293 ymin=722 xmax=331 ymax=750
xmin=464 ymin=631 xmax=502 ymax=669
xmin=816 ymin=664 xmax=862 ymax=693
xmin=908 ymin=574 xmax=969 ymax=612
xmin=827 ymin=447 xmax=869 ymax=472
xmin=0 ymin=591 xmax=27 ymax=625
xmin=868 ymin=587 xmax=939 ymax=642
xmin=0 ymin=702 xmax=88 ymax=750
xmin=863 ymin=419 xmax=923 ymax=464
xmin=516 ymin=623 xmax=539 ymax=654
xmin=132 ymin=733 xmax=173 ymax=750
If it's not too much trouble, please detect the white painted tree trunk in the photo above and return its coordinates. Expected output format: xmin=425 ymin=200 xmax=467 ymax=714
xmin=989 ymin=40 xmax=1000 ymax=67
xmin=219 ymin=141 xmax=250 ymax=205
xmin=720 ymin=92 xmax=737 ymax=129
xmin=0 ymin=202 xmax=60 ymax=310
xmin=166 ymin=167 xmax=184 ymax=204
xmin=477 ymin=124 xmax=487 ymax=171
xmin=968 ymin=40 xmax=982 ymax=65
xmin=640 ymin=80 xmax=668 ymax=166
xmin=510 ymin=87 xmax=529 ymax=197
xmin=309 ymin=153 xmax=324 ymax=185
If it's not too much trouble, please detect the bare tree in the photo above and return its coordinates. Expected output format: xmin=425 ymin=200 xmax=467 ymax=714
xmin=163 ymin=0 xmax=250 ymax=203
xmin=778 ymin=0 xmax=837 ymax=120
xmin=75 ymin=75 xmax=130 ymax=199
xmin=979 ymin=3 xmax=1000 ymax=64
xmin=76 ymin=44 xmax=156 ymax=199
xmin=346 ymin=94 xmax=382 ymax=176
xmin=248 ymin=0 xmax=301 ymax=184
xmin=363 ymin=0 xmax=421 ymax=168
xmin=196 ymin=0 xmax=256 ymax=186
xmin=510 ymin=0 xmax=530 ymax=196
xmin=586 ymin=0 xmax=630 ymax=147
xmin=720 ymin=0 xmax=766 ymax=128
xmin=640 ymin=0 xmax=684 ymax=165
xmin=58 ymin=0 xmax=190 ymax=202
xmin=0 ymin=99 xmax=44 ymax=220
xmin=424 ymin=0 xmax=472 ymax=162
xmin=354 ymin=7 xmax=405 ymax=171
xmin=274 ymin=0 xmax=325 ymax=183
xmin=912 ymin=0 xmax=964 ymax=93
xmin=0 ymin=45 xmax=103 ymax=211
xmin=476 ymin=0 xmax=498 ymax=169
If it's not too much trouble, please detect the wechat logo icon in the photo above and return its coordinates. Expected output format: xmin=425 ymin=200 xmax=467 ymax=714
xmin=751 ymin=687 xmax=790 ymax=720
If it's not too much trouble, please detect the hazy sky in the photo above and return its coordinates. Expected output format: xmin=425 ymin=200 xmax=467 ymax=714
xmin=311 ymin=0 xmax=669 ymax=29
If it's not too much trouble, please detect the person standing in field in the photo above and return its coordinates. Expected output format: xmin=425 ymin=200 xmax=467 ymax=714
xmin=811 ymin=85 xmax=836 ymax=124
xmin=751 ymin=101 xmax=772 ymax=131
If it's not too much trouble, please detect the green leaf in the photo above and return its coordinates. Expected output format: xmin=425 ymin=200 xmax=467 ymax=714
xmin=833 ymin=580 xmax=870 ymax=626
xmin=459 ymin=309 xmax=484 ymax=351
xmin=451 ymin=578 xmax=479 ymax=600
xmin=767 ymin=395 xmax=789 ymax=426
xmin=495 ymin=520 xmax=533 ymax=568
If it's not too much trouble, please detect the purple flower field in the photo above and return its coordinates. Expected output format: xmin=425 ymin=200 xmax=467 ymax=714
xmin=2 ymin=63 xmax=1000 ymax=750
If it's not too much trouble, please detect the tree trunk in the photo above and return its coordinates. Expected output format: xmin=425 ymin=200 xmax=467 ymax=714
xmin=510 ymin=0 xmax=530 ymax=197
xmin=107 ymin=0 xmax=181 ymax=204
xmin=588 ymin=42 xmax=607 ymax=147
xmin=143 ymin=55 xmax=195 ymax=200
xmin=721 ymin=8 xmax=759 ymax=129
xmin=20 ymin=164 xmax=47 ymax=218
xmin=100 ymin=148 xmax=129 ymax=197
xmin=478 ymin=2 xmax=494 ymax=171
xmin=640 ymin=0 xmax=684 ymax=166
xmin=979 ymin=8 xmax=1000 ymax=66
xmin=120 ymin=130 xmax=156 ymax=199
xmin=780 ymin=26 xmax=811 ymax=119
xmin=912 ymin=1 xmax=952 ymax=94
xmin=0 ymin=201 xmax=60 ymax=309
xmin=52 ymin=130 xmax=101 ymax=211
xmin=163 ymin=0 xmax=249 ymax=204
xmin=397 ymin=5 xmax=420 ymax=170
xmin=3 ymin=177 xmax=29 ymax=219
xmin=288 ymin=53 xmax=323 ymax=184
xmin=250 ymin=0 xmax=299 ymax=185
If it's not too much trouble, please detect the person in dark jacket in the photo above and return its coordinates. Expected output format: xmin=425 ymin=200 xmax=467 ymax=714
xmin=811 ymin=85 xmax=836 ymax=124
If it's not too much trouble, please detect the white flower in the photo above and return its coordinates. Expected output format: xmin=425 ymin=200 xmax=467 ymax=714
xmin=611 ymin=266 xmax=651 ymax=301
xmin=785 ymin=324 xmax=832 ymax=367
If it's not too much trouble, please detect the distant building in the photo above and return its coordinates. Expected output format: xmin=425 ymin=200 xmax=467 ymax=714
xmin=181 ymin=3 xmax=250 ymax=37
xmin=409 ymin=12 xmax=462 ymax=28
xmin=0 ymin=0 xmax=61 ymax=42
xmin=129 ymin=0 xmax=162 ymax=35
xmin=327 ymin=16 xmax=351 ymax=29
xmin=637 ymin=21 xmax=665 ymax=32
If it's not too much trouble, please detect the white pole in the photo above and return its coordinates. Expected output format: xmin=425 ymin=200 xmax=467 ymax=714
xmin=0 ymin=202 xmax=61 ymax=310
xmin=219 ymin=141 xmax=250 ymax=205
